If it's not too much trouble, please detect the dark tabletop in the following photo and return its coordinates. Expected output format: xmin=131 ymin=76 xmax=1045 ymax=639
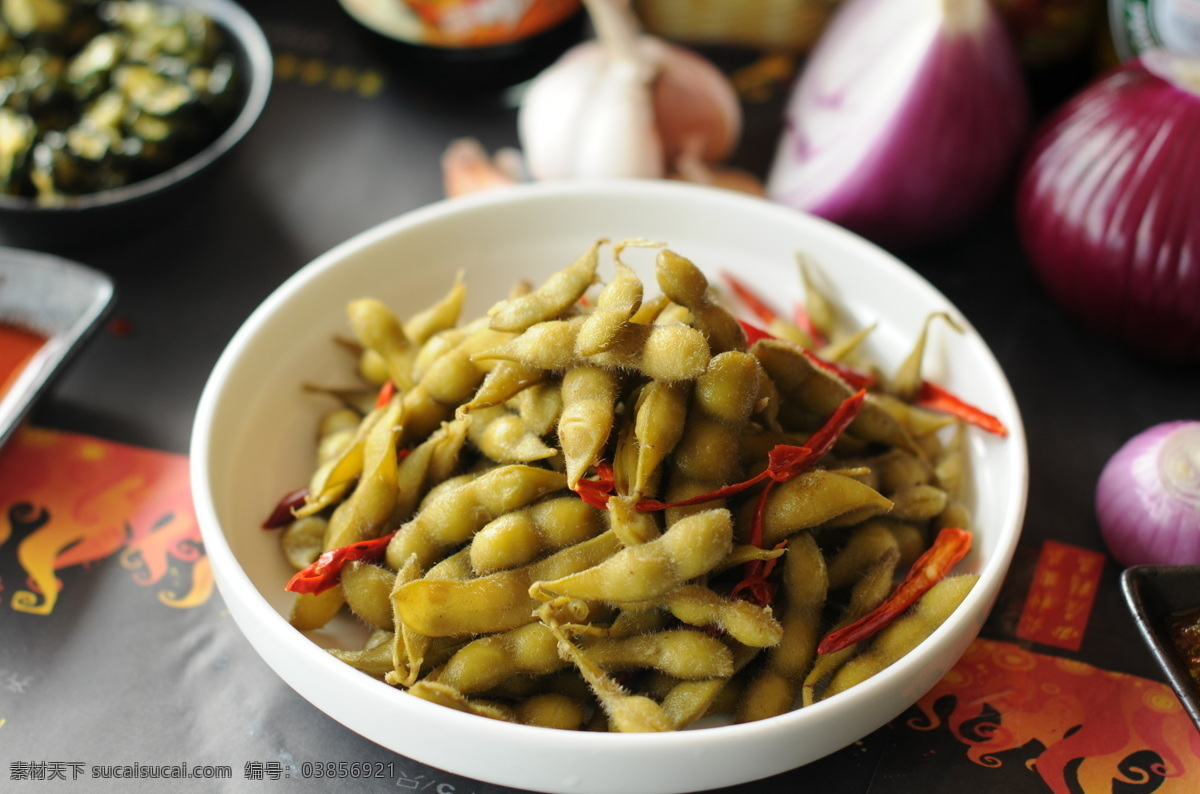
xmin=5 ymin=1 xmax=1200 ymax=792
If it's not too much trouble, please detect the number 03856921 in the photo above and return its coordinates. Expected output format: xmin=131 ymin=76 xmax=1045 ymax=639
xmin=299 ymin=761 xmax=395 ymax=779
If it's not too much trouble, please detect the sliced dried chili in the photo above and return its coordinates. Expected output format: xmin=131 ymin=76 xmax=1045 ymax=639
xmin=915 ymin=381 xmax=1007 ymax=437
xmin=798 ymin=348 xmax=876 ymax=391
xmin=738 ymin=319 xmax=776 ymax=347
xmin=727 ymin=392 xmax=865 ymax=607
xmin=738 ymin=319 xmax=875 ymax=390
xmin=816 ymin=527 xmax=972 ymax=655
xmin=724 ymin=272 xmax=828 ymax=348
xmin=262 ymin=487 xmax=310 ymax=529
xmin=573 ymin=461 xmax=617 ymax=510
xmin=722 ymin=272 xmax=780 ymax=327
xmin=570 ymin=389 xmax=866 ymax=514
xmin=375 ymin=379 xmax=397 ymax=409
xmin=792 ymin=303 xmax=827 ymax=348
xmin=285 ymin=530 xmax=398 ymax=595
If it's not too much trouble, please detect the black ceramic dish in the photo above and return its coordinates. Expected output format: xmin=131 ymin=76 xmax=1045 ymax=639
xmin=1121 ymin=565 xmax=1200 ymax=732
xmin=0 ymin=0 xmax=272 ymax=250
xmin=337 ymin=0 xmax=586 ymax=93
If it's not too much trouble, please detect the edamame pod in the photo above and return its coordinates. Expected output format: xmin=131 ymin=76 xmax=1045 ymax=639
xmin=558 ymin=365 xmax=620 ymax=488
xmin=323 ymin=396 xmax=403 ymax=551
xmin=386 ymin=464 xmax=567 ymax=569
xmin=466 ymin=406 xmax=557 ymax=463
xmin=631 ymin=380 xmax=690 ymax=497
xmin=348 ymin=298 xmax=416 ymax=390
xmin=488 ymin=241 xmax=600 ymax=332
xmin=751 ymin=470 xmax=893 ymax=547
xmin=529 ymin=508 xmax=733 ymax=603
xmin=656 ymin=249 xmax=746 ymax=354
xmin=736 ymin=533 xmax=826 ymax=723
xmin=821 ymin=574 xmax=978 ymax=700
xmin=470 ymin=497 xmax=605 ymax=574
xmin=576 ymin=260 xmax=643 ymax=356
xmin=394 ymin=532 xmax=624 ymax=636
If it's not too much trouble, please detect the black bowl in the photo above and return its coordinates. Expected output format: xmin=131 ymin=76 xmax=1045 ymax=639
xmin=0 ymin=0 xmax=273 ymax=250
xmin=1121 ymin=565 xmax=1200 ymax=732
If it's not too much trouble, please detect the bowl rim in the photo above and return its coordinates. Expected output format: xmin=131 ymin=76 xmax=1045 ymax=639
xmin=0 ymin=0 xmax=272 ymax=214
xmin=190 ymin=179 xmax=1029 ymax=792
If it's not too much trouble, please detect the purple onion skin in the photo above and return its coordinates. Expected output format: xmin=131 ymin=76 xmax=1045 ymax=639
xmin=1096 ymin=421 xmax=1200 ymax=567
xmin=769 ymin=1 xmax=1029 ymax=250
xmin=825 ymin=28 xmax=1027 ymax=249
xmin=1017 ymin=58 xmax=1200 ymax=364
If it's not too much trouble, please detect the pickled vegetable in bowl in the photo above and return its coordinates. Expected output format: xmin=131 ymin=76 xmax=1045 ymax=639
xmin=0 ymin=0 xmax=271 ymax=248
xmin=2 ymin=0 xmax=241 ymax=201
xmin=191 ymin=180 xmax=1027 ymax=793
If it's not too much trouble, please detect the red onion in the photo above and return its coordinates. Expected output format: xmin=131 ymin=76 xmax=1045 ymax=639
xmin=1016 ymin=50 xmax=1200 ymax=364
xmin=765 ymin=0 xmax=1029 ymax=249
xmin=1097 ymin=421 xmax=1200 ymax=567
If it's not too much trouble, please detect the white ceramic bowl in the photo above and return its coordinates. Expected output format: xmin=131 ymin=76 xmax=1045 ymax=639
xmin=191 ymin=180 xmax=1028 ymax=793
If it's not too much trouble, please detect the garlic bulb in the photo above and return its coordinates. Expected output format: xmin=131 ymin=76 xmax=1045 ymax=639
xmin=518 ymin=0 xmax=742 ymax=181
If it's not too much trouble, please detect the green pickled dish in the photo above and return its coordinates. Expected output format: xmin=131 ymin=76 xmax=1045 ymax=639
xmin=0 ymin=0 xmax=240 ymax=202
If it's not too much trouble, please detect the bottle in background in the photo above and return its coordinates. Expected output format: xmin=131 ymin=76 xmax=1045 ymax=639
xmin=1110 ymin=0 xmax=1200 ymax=59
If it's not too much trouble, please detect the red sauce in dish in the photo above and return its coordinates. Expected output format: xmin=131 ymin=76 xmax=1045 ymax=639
xmin=1169 ymin=606 xmax=1200 ymax=684
xmin=0 ymin=323 xmax=45 ymax=396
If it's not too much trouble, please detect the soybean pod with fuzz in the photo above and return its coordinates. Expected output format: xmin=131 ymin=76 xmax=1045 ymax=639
xmin=487 ymin=241 xmax=600 ymax=332
xmin=469 ymin=497 xmax=606 ymax=574
xmin=394 ymin=532 xmax=624 ymax=637
xmin=558 ymin=365 xmax=621 ymax=488
xmin=736 ymin=532 xmax=827 ymax=723
xmin=803 ymin=548 xmax=899 ymax=706
xmin=575 ymin=258 xmax=643 ymax=356
xmin=348 ymin=298 xmax=417 ymax=391
xmin=820 ymin=574 xmax=979 ymax=700
xmin=466 ymin=405 xmax=557 ymax=463
xmin=529 ymin=508 xmax=734 ymax=603
xmin=655 ymin=249 xmax=746 ymax=354
xmin=386 ymin=465 xmax=567 ymax=570
xmin=631 ymin=379 xmax=691 ymax=497
xmin=749 ymin=470 xmax=893 ymax=547
xmin=322 ymin=395 xmax=403 ymax=550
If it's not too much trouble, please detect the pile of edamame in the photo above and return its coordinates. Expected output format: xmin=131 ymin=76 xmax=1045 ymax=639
xmin=271 ymin=240 xmax=982 ymax=732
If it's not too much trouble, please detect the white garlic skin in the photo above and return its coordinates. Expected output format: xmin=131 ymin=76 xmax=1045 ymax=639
xmin=518 ymin=33 xmax=742 ymax=182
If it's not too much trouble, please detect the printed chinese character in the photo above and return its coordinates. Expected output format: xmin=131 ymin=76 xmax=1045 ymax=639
xmin=1035 ymin=569 xmax=1060 ymax=588
xmin=1052 ymin=625 xmax=1081 ymax=644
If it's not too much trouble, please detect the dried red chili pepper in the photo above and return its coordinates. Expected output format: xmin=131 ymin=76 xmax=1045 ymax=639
xmin=285 ymin=530 xmax=398 ymax=595
xmin=738 ymin=319 xmax=776 ymax=347
xmin=375 ymin=379 xmax=397 ymax=409
xmin=731 ymin=576 xmax=776 ymax=606
xmin=573 ymin=461 xmax=617 ymax=510
xmin=816 ymin=527 xmax=972 ymax=655
xmin=722 ymin=272 xmax=780 ymax=327
xmin=915 ymin=381 xmax=1007 ymax=437
xmin=262 ymin=487 xmax=310 ymax=529
xmin=724 ymin=272 xmax=828 ymax=348
xmin=798 ymin=348 xmax=876 ymax=391
xmin=792 ymin=303 xmax=827 ymax=348
xmin=730 ymin=471 xmax=785 ymax=606
xmin=571 ymin=390 xmax=866 ymax=514
xmin=738 ymin=319 xmax=874 ymax=390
